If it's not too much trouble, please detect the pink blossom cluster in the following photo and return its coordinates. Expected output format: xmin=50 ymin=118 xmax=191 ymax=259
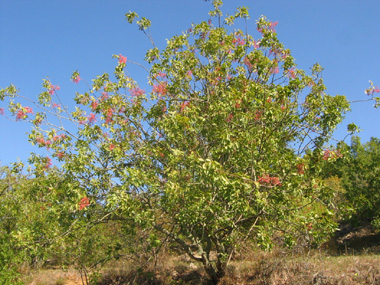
xmin=72 ymin=75 xmax=81 ymax=84
xmin=258 ymin=174 xmax=281 ymax=186
xmin=287 ymin=68 xmax=296 ymax=79
xmin=232 ymin=36 xmax=245 ymax=46
xmin=44 ymin=157 xmax=52 ymax=169
xmin=90 ymin=100 xmax=99 ymax=111
xmin=365 ymin=84 xmax=380 ymax=96
xmin=79 ymin=196 xmax=90 ymax=210
xmin=322 ymin=149 xmax=343 ymax=160
xmin=36 ymin=134 xmax=66 ymax=149
xmin=157 ymin=72 xmax=166 ymax=78
xmin=296 ymin=163 xmax=305 ymax=175
xmin=48 ymin=84 xmax=60 ymax=95
xmin=88 ymin=113 xmax=96 ymax=124
xmin=118 ymin=54 xmax=127 ymax=64
xmin=153 ymin=82 xmax=168 ymax=97
xmin=257 ymin=21 xmax=278 ymax=34
xmin=180 ymin=101 xmax=190 ymax=112
xmin=56 ymin=152 xmax=65 ymax=159
xmin=16 ymin=106 xmax=33 ymax=120
xmin=130 ymin=87 xmax=145 ymax=97
xmin=105 ymin=108 xmax=114 ymax=124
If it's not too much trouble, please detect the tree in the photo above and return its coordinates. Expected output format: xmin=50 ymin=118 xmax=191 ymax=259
xmin=0 ymin=1 xmax=350 ymax=282
xmin=324 ymin=136 xmax=380 ymax=229
xmin=0 ymin=166 xmax=26 ymax=284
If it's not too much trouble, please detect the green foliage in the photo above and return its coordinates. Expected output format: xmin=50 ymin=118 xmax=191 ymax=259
xmin=325 ymin=137 xmax=380 ymax=229
xmin=0 ymin=167 xmax=29 ymax=284
xmin=0 ymin=2 xmax=352 ymax=283
xmin=0 ymin=166 xmax=126 ymax=283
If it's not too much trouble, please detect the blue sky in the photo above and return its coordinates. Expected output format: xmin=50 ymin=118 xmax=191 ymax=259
xmin=1 ymin=0 xmax=379 ymax=166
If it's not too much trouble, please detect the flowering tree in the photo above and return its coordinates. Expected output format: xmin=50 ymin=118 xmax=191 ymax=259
xmin=0 ymin=1 xmax=352 ymax=282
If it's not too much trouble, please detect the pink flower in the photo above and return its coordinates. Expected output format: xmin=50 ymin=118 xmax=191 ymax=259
xmin=270 ymin=66 xmax=279 ymax=74
xmin=322 ymin=149 xmax=343 ymax=160
xmin=0 ymin=108 xmax=3 ymax=115
xmin=257 ymin=21 xmax=278 ymax=34
xmin=226 ymin=113 xmax=233 ymax=122
xmin=258 ymin=174 xmax=281 ymax=186
xmin=288 ymin=68 xmax=296 ymax=79
xmin=56 ymin=152 xmax=65 ymax=159
xmin=232 ymin=36 xmax=245 ymax=46
xmin=269 ymin=48 xmax=281 ymax=57
xmin=269 ymin=21 xmax=278 ymax=32
xmin=258 ymin=175 xmax=270 ymax=184
xmin=296 ymin=163 xmax=305 ymax=175
xmin=271 ymin=177 xmax=281 ymax=186
xmin=88 ymin=113 xmax=96 ymax=124
xmin=244 ymin=56 xmax=253 ymax=70
xmin=36 ymin=137 xmax=45 ymax=144
xmin=90 ymin=101 xmax=99 ymax=111
xmin=323 ymin=149 xmax=331 ymax=160
xmin=365 ymin=84 xmax=380 ymax=96
xmin=72 ymin=75 xmax=81 ymax=83
xmin=100 ymin=92 xmax=109 ymax=101
xmin=118 ymin=54 xmax=127 ymax=64
xmin=130 ymin=87 xmax=145 ymax=97
xmin=49 ymin=84 xmax=60 ymax=95
xmin=79 ymin=197 xmax=90 ymax=210
xmin=105 ymin=108 xmax=113 ymax=124
xmin=16 ymin=110 xmax=25 ymax=120
xmin=16 ymin=106 xmax=33 ymax=120
xmin=109 ymin=143 xmax=115 ymax=151
xmin=157 ymin=72 xmax=166 ymax=78
xmin=180 ymin=101 xmax=190 ymax=112
xmin=44 ymin=157 xmax=52 ymax=169
xmin=153 ymin=82 xmax=168 ymax=96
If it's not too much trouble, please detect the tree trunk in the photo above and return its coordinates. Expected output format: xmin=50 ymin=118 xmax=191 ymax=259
xmin=201 ymin=253 xmax=225 ymax=284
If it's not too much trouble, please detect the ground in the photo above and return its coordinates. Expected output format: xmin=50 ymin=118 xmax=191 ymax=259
xmin=23 ymin=225 xmax=380 ymax=284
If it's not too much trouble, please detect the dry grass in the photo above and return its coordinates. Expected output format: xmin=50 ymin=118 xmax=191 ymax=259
xmin=24 ymin=226 xmax=380 ymax=284
xmin=219 ymin=250 xmax=380 ymax=284
xmin=24 ymin=252 xmax=380 ymax=285
xmin=23 ymin=267 xmax=82 ymax=285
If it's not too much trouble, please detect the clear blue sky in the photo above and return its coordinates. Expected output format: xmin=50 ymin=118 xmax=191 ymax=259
xmin=1 ymin=0 xmax=379 ymax=166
